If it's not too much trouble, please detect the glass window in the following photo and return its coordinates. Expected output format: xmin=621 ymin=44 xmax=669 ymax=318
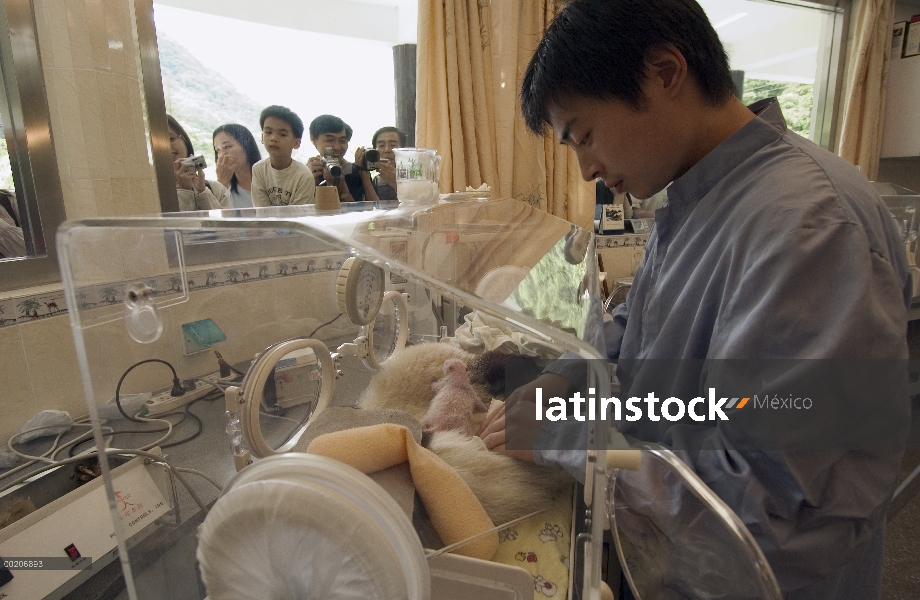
xmin=699 ymin=0 xmax=844 ymax=147
xmin=152 ymin=2 xmax=409 ymax=176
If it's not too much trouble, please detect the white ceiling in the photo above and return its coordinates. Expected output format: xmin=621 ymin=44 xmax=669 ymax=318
xmin=153 ymin=0 xmax=418 ymax=44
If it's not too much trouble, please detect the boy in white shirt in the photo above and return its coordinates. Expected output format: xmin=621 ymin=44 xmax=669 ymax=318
xmin=251 ymin=105 xmax=316 ymax=206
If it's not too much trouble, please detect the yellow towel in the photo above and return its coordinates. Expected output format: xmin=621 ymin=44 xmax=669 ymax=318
xmin=307 ymin=423 xmax=498 ymax=561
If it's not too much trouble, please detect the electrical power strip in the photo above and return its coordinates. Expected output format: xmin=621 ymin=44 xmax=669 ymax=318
xmin=143 ymin=372 xmax=229 ymax=416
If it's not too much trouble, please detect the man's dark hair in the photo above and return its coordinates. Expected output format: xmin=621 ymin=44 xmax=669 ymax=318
xmin=309 ymin=115 xmax=353 ymax=141
xmin=212 ymin=124 xmax=262 ymax=194
xmin=520 ymin=0 xmax=734 ymax=134
xmin=372 ymin=126 xmax=407 ymax=148
xmin=259 ymin=105 xmax=304 ymax=139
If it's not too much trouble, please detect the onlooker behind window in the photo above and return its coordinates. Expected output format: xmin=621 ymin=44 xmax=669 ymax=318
xmin=306 ymin=115 xmax=377 ymax=202
xmin=251 ymin=105 xmax=316 ymax=206
xmin=371 ymin=126 xmax=406 ymax=201
xmin=0 ymin=188 xmax=25 ymax=259
xmin=213 ymin=124 xmax=261 ymax=208
xmin=168 ymin=115 xmax=232 ymax=212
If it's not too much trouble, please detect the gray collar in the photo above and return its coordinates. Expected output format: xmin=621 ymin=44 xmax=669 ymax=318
xmin=667 ymin=98 xmax=786 ymax=206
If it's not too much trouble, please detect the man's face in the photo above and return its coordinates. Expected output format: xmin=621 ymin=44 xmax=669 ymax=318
xmin=261 ymin=117 xmax=301 ymax=159
xmin=548 ymin=92 xmax=678 ymax=200
xmin=375 ymin=131 xmax=402 ymax=161
xmin=312 ymin=129 xmax=349 ymax=160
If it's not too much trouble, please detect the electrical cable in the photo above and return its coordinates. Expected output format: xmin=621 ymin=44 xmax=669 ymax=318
xmin=174 ymin=467 xmax=223 ymax=492
xmin=65 ymin=410 xmax=189 ymax=457
xmin=161 ymin=401 xmax=204 ymax=449
xmin=115 ymin=358 xmax=185 ymax=423
xmin=308 ymin=313 xmax=343 ymax=338
xmin=213 ymin=350 xmax=246 ymax=379
xmin=0 ymin=425 xmax=108 ymax=482
xmin=0 ymin=449 xmax=213 ymax=515
xmin=7 ymin=424 xmax=94 ymax=465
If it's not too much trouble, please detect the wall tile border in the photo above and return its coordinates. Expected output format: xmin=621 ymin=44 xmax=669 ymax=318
xmin=0 ymin=251 xmax=350 ymax=329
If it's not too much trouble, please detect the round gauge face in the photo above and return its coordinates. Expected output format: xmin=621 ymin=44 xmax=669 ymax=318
xmin=337 ymin=257 xmax=385 ymax=325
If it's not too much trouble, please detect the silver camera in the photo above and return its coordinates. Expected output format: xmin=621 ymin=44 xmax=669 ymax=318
xmin=181 ymin=155 xmax=207 ymax=170
xmin=322 ymin=147 xmax=342 ymax=178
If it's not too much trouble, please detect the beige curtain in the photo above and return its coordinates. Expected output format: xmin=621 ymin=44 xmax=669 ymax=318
xmin=416 ymin=0 xmax=595 ymax=229
xmin=838 ymin=0 xmax=895 ymax=181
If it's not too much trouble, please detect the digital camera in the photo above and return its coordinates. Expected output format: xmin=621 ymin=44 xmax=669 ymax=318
xmin=360 ymin=149 xmax=385 ymax=171
xmin=322 ymin=148 xmax=343 ymax=178
xmin=181 ymin=155 xmax=207 ymax=170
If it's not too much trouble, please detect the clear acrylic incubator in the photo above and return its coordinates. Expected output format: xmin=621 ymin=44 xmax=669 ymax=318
xmin=53 ymin=199 xmax=781 ymax=600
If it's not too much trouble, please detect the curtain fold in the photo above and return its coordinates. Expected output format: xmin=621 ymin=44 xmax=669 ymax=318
xmin=838 ymin=0 xmax=895 ymax=181
xmin=417 ymin=0 xmax=595 ymax=229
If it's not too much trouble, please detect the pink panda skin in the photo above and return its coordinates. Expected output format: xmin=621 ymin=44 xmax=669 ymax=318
xmin=420 ymin=359 xmax=489 ymax=435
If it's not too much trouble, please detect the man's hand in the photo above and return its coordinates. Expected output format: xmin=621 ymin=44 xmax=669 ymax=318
xmin=477 ymin=372 xmax=574 ymax=463
xmin=307 ymin=156 xmax=325 ymax=182
xmin=215 ymin=153 xmax=237 ymax=187
xmin=377 ymin=159 xmax=397 ymax=188
xmin=174 ymin=157 xmax=205 ymax=193
xmin=354 ymin=147 xmax=374 ymax=182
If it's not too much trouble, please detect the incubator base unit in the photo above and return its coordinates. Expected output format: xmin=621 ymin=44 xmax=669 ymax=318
xmin=0 ymin=453 xmax=172 ymax=599
xmin=56 ymin=199 xmax=781 ymax=600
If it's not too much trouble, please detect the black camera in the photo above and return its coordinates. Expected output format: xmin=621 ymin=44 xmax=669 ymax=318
xmin=355 ymin=149 xmax=388 ymax=171
xmin=322 ymin=148 xmax=343 ymax=178
xmin=181 ymin=155 xmax=207 ymax=170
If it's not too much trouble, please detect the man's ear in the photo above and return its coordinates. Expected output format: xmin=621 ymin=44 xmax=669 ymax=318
xmin=645 ymin=44 xmax=687 ymax=99
xmin=294 ymin=138 xmax=302 ymax=150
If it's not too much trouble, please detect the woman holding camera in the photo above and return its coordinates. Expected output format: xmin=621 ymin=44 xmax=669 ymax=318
xmin=213 ymin=123 xmax=261 ymax=208
xmin=168 ymin=115 xmax=231 ymax=211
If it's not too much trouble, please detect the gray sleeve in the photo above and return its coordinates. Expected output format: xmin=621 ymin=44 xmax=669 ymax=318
xmin=533 ymin=420 xmax=589 ymax=483
xmin=641 ymin=222 xmax=910 ymax=591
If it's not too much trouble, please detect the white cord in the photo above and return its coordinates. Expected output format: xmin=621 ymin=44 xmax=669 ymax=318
xmin=0 ymin=449 xmax=215 ymax=515
xmin=174 ymin=467 xmax=224 ymax=492
xmin=425 ymin=508 xmax=547 ymax=559
xmin=6 ymin=424 xmax=96 ymax=464
xmin=128 ymin=413 xmax=175 ymax=451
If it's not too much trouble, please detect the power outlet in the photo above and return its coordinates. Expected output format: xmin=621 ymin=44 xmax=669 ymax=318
xmin=143 ymin=372 xmax=227 ymax=416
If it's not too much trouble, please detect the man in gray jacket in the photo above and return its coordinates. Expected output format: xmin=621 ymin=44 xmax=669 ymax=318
xmin=480 ymin=0 xmax=911 ymax=597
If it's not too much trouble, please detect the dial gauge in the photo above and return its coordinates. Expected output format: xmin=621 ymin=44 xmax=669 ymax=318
xmin=336 ymin=257 xmax=386 ymax=325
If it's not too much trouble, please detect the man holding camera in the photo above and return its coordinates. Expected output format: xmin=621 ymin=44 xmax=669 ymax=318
xmin=306 ymin=115 xmax=378 ymax=202
xmin=370 ymin=126 xmax=406 ymax=201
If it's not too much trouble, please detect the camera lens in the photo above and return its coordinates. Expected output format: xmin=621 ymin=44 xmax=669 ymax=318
xmin=365 ymin=149 xmax=380 ymax=163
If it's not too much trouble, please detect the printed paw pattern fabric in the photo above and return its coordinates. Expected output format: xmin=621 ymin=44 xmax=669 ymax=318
xmin=491 ymin=489 xmax=573 ymax=600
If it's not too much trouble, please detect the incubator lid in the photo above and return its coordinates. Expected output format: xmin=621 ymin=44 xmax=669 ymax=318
xmin=58 ymin=199 xmax=607 ymax=360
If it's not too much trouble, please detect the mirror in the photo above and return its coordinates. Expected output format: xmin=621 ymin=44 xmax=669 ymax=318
xmin=0 ymin=0 xmax=66 ymax=291
xmin=0 ymin=0 xmax=178 ymax=292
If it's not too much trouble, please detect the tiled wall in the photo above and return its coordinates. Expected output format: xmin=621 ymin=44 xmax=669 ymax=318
xmin=0 ymin=258 xmax=354 ymax=443
xmin=0 ymin=0 xmax=160 ymax=442
xmin=33 ymin=0 xmax=160 ymax=219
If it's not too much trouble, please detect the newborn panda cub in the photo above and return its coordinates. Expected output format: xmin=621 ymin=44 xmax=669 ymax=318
xmin=420 ymin=359 xmax=489 ymax=436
